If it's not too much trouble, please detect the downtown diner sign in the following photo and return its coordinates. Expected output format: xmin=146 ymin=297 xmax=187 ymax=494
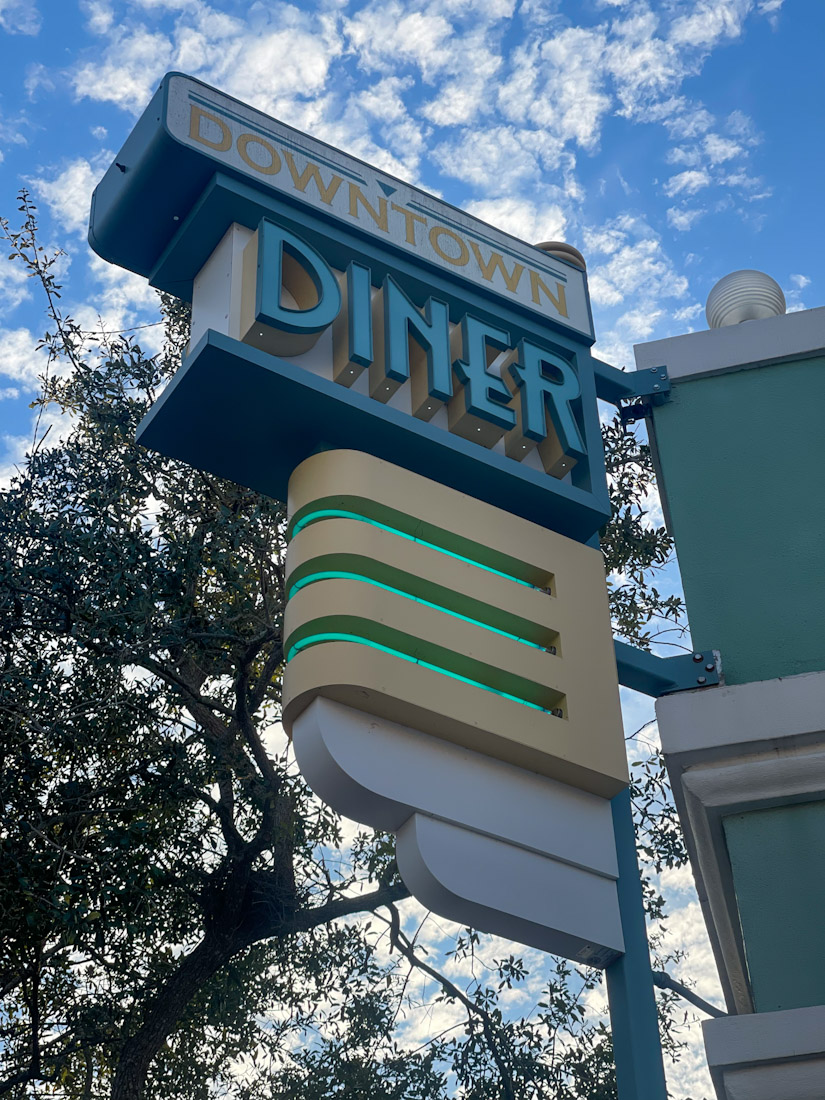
xmin=88 ymin=73 xmax=630 ymax=968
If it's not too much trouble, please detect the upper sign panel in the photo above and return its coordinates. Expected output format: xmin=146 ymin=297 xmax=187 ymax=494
xmin=89 ymin=72 xmax=594 ymax=343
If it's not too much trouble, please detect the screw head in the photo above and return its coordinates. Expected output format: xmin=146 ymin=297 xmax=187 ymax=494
xmin=692 ymin=653 xmax=703 ymax=662
xmin=697 ymin=676 xmax=707 ymax=684
xmin=653 ymin=384 xmax=660 ymax=390
xmin=705 ymin=663 xmax=715 ymax=672
xmin=650 ymin=367 xmax=657 ymax=373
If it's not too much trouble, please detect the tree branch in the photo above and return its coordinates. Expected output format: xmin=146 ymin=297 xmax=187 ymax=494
xmin=652 ymin=971 xmax=726 ymax=1018
xmin=287 ymin=881 xmax=411 ymax=935
xmin=384 ymin=903 xmax=516 ymax=1100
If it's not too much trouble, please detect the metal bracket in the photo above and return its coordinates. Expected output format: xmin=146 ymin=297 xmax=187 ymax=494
xmin=593 ymin=359 xmax=671 ymax=422
xmin=614 ymin=641 xmax=720 ymax=697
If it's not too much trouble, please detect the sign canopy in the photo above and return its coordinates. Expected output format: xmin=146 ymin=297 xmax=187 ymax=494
xmin=90 ymin=73 xmax=594 ymax=342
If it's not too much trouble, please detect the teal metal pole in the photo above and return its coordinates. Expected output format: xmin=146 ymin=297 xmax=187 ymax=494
xmin=606 ymin=787 xmax=669 ymax=1100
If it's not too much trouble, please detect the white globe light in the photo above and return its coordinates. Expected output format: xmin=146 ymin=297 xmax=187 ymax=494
xmin=706 ymin=269 xmax=786 ymax=329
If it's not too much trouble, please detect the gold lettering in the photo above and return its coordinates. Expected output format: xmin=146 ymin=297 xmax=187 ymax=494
xmin=283 ymin=151 xmax=343 ymax=205
xmin=469 ymin=242 xmax=524 ymax=293
xmin=189 ymin=104 xmax=231 ymax=152
xmin=429 ymin=225 xmax=470 ymax=267
xmin=529 ymin=270 xmax=568 ymax=316
xmin=391 ymin=202 xmax=427 ymax=245
xmin=348 ymin=183 xmax=389 ymax=233
xmin=237 ymin=133 xmax=281 ymax=175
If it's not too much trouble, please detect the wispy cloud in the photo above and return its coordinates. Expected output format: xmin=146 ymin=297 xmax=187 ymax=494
xmin=0 ymin=0 xmax=41 ymax=35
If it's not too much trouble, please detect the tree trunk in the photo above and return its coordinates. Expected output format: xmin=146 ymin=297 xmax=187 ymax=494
xmin=111 ymin=934 xmax=235 ymax=1100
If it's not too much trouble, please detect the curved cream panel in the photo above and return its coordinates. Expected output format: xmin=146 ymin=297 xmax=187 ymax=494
xmin=287 ymin=449 xmax=563 ymax=586
xmin=283 ymin=577 xmax=565 ymax=710
xmin=285 ymin=517 xmax=559 ymax=649
xmin=396 ymin=814 xmax=623 ymax=966
xmin=282 ymin=641 xmax=625 ymax=797
xmin=291 ymin=698 xmax=619 ymax=878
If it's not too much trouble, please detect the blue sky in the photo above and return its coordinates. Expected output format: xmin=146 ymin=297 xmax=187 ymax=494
xmin=1 ymin=1 xmax=822 ymax=1095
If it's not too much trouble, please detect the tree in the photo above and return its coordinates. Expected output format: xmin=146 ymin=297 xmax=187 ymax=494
xmin=1 ymin=195 xmax=688 ymax=1099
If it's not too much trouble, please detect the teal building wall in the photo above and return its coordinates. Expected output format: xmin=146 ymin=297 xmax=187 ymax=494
xmin=651 ymin=355 xmax=825 ymax=686
xmin=723 ymin=800 xmax=825 ymax=1012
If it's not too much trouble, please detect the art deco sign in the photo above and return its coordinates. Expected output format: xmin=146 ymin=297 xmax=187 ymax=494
xmin=90 ymin=72 xmax=627 ymax=967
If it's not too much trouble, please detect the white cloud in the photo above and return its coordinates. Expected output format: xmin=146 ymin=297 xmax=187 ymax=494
xmin=0 ymin=0 xmax=40 ymax=34
xmin=24 ymin=62 xmax=53 ymax=98
xmin=420 ymin=32 xmax=502 ymax=127
xmin=669 ymin=0 xmax=752 ymax=50
xmin=72 ymin=29 xmax=174 ymax=113
xmin=498 ymin=29 xmax=612 ymax=152
xmin=30 ymin=153 xmax=112 ymax=236
xmin=587 ymin=215 xmax=689 ymax=307
xmin=0 ymin=255 xmax=32 ymax=318
xmin=662 ymin=101 xmax=714 ymax=140
xmin=588 ymin=215 xmax=690 ymax=364
xmin=0 ymin=108 xmax=28 ymax=161
xmin=433 ymin=124 xmax=567 ymax=193
xmin=0 ymin=385 xmax=20 ymax=400
xmin=0 ymin=432 xmax=30 ymax=485
xmin=80 ymin=0 xmax=115 ymax=34
xmin=790 ymin=274 xmax=810 ymax=289
xmin=463 ymin=197 xmax=567 ymax=245
xmin=673 ymin=302 xmax=704 ymax=322
xmin=74 ymin=254 xmax=164 ymax=355
xmin=344 ymin=2 xmax=456 ymax=83
xmin=667 ymin=205 xmax=706 ymax=231
xmin=663 ymin=168 xmax=711 ymax=197
xmin=0 ymin=327 xmax=49 ymax=389
xmin=703 ymin=132 xmax=742 ymax=164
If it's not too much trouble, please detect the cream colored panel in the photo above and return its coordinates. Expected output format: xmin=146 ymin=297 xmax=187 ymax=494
xmin=288 ymin=449 xmax=594 ymax=586
xmin=284 ymin=516 xmax=559 ymax=648
xmin=284 ymin=449 xmax=626 ymax=796
xmin=282 ymin=641 xmax=627 ymax=798
xmin=283 ymin=577 xmax=566 ymax=709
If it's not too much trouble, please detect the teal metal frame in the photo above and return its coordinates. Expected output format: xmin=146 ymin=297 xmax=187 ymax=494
xmin=607 ymin=788 xmax=670 ymax=1100
xmin=614 ymin=641 xmax=719 ymax=696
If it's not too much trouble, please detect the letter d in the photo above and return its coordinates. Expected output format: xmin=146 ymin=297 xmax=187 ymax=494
xmin=188 ymin=104 xmax=232 ymax=152
xmin=254 ymin=219 xmax=342 ymax=355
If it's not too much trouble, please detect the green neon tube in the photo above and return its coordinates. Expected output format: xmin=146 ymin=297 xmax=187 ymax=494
xmin=285 ymin=631 xmax=563 ymax=717
xmin=287 ymin=569 xmax=549 ymax=652
xmin=290 ymin=508 xmax=538 ymax=589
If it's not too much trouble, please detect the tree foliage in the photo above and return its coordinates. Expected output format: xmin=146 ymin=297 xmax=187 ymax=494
xmin=1 ymin=195 xmax=689 ymax=1099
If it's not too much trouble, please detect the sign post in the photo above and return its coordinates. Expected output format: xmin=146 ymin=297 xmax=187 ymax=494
xmin=90 ymin=70 xmax=680 ymax=1097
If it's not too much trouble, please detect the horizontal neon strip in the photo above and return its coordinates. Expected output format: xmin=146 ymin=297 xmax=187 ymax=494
xmin=288 ymin=570 xmax=550 ymax=652
xmin=286 ymin=631 xmax=563 ymax=717
xmin=291 ymin=509 xmax=539 ymax=590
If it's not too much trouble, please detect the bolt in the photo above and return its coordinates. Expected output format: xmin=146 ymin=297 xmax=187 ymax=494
xmin=705 ymin=663 xmax=715 ymax=672
xmin=650 ymin=367 xmax=657 ymax=373
xmin=653 ymin=384 xmax=660 ymax=390
xmin=692 ymin=653 xmax=703 ymax=662
xmin=697 ymin=676 xmax=707 ymax=685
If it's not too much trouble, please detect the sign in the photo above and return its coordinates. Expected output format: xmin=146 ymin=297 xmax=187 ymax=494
xmin=92 ymin=73 xmax=594 ymax=342
xmin=90 ymin=73 xmax=610 ymax=543
xmin=88 ymin=72 xmax=628 ymax=969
